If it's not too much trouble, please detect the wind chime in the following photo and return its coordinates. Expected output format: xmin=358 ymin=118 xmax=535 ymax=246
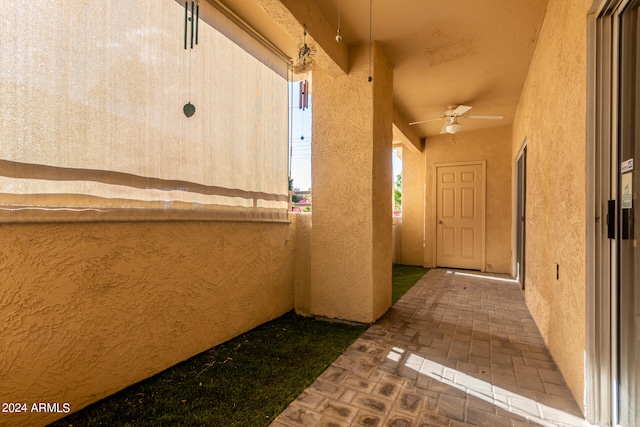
xmin=183 ymin=1 xmax=199 ymax=118
xmin=293 ymin=26 xmax=315 ymax=140
xmin=297 ymin=79 xmax=308 ymax=140
xmin=299 ymin=80 xmax=309 ymax=111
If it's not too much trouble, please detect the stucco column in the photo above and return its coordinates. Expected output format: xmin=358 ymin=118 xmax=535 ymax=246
xmin=399 ymin=144 xmax=427 ymax=267
xmin=310 ymin=43 xmax=393 ymax=323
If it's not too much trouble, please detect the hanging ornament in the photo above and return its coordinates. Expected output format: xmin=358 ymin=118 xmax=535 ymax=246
xmin=293 ymin=25 xmax=317 ymax=73
xmin=368 ymin=0 xmax=373 ymax=82
xmin=336 ymin=0 xmax=342 ymax=42
xmin=183 ymin=102 xmax=196 ymax=117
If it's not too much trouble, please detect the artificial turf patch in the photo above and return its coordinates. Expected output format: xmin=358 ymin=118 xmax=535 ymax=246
xmin=50 ymin=265 xmax=428 ymax=427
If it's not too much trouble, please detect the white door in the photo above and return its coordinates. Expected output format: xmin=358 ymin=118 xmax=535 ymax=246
xmin=436 ymin=163 xmax=485 ymax=270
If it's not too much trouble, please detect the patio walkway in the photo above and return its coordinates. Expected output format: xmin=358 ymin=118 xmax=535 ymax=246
xmin=270 ymin=268 xmax=593 ymax=427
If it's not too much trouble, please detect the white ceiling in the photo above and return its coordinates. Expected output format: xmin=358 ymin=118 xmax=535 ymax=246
xmin=218 ymin=0 xmax=549 ymax=138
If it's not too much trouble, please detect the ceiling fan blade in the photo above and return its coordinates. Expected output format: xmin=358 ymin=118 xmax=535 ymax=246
xmin=453 ymin=105 xmax=472 ymax=116
xmin=463 ymin=114 xmax=504 ymax=120
xmin=409 ymin=117 xmax=446 ymax=125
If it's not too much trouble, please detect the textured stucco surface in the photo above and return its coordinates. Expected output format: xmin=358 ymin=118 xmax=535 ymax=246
xmin=310 ymin=43 xmax=393 ymax=323
xmin=0 ymin=221 xmax=294 ymax=426
xmin=254 ymin=0 xmax=348 ymax=76
xmin=511 ymin=0 xmax=591 ymax=406
xmin=291 ymin=213 xmax=312 ymax=316
xmin=399 ymin=145 xmax=427 ymax=266
xmin=392 ymin=216 xmax=402 ymax=263
xmin=371 ymin=44 xmax=394 ymax=320
xmin=421 ymin=126 xmax=513 ymax=273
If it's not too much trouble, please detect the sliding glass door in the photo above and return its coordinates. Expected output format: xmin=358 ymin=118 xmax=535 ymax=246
xmin=617 ymin=2 xmax=640 ymax=425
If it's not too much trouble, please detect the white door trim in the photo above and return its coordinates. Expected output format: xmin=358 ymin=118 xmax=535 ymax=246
xmin=431 ymin=160 xmax=486 ymax=271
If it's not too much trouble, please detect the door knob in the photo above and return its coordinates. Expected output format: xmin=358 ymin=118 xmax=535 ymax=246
xmin=438 ymin=220 xmax=443 ymax=224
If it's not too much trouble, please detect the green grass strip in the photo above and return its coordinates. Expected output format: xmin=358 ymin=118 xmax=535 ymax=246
xmin=50 ymin=264 xmax=428 ymax=427
xmin=392 ymin=264 xmax=430 ymax=304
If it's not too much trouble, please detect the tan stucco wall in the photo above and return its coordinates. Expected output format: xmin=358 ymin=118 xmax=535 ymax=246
xmin=292 ymin=213 xmax=312 ymax=316
xmin=392 ymin=216 xmax=402 ymax=263
xmin=1 ymin=220 xmax=295 ymax=426
xmin=310 ymin=43 xmax=393 ymax=323
xmin=399 ymin=145 xmax=427 ymax=266
xmin=422 ymin=126 xmax=513 ymax=273
xmin=371 ymin=44 xmax=394 ymax=319
xmin=511 ymin=0 xmax=591 ymax=405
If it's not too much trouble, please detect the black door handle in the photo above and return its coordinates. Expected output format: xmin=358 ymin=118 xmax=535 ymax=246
xmin=607 ymin=200 xmax=616 ymax=239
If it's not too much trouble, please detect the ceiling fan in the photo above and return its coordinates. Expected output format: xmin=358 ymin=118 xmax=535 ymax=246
xmin=409 ymin=105 xmax=504 ymax=134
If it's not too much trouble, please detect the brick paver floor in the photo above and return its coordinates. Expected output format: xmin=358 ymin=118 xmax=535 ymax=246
xmin=270 ymin=268 xmax=593 ymax=427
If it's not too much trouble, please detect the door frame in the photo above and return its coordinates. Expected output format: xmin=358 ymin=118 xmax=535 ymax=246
xmin=513 ymin=140 xmax=528 ymax=289
xmin=431 ymin=160 xmax=486 ymax=271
